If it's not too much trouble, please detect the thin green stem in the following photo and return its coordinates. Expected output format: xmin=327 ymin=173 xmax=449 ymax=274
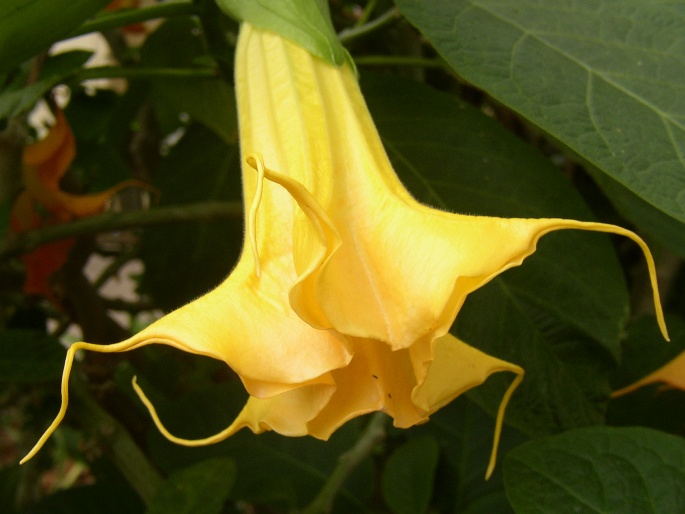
xmin=70 ymin=1 xmax=199 ymax=38
xmin=75 ymin=66 xmax=217 ymax=82
xmin=353 ymin=0 xmax=379 ymax=27
xmin=1 ymin=201 xmax=243 ymax=260
xmin=71 ymin=375 xmax=163 ymax=505
xmin=300 ymin=413 xmax=387 ymax=514
xmin=338 ymin=8 xmax=401 ymax=45
xmin=354 ymin=56 xmax=445 ymax=69
xmin=195 ymin=0 xmax=236 ymax=81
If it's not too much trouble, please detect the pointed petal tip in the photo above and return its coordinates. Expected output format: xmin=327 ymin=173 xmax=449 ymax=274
xmin=485 ymin=365 xmax=524 ymax=480
xmin=548 ymin=220 xmax=670 ymax=343
xmin=610 ymin=381 xmax=646 ymax=398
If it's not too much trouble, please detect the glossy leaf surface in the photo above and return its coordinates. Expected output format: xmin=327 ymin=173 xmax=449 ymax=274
xmin=396 ymin=0 xmax=685 ymax=228
xmin=505 ymin=426 xmax=685 ymax=514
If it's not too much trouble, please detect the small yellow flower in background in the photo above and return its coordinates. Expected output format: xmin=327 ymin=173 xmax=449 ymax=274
xmin=613 ymin=351 xmax=685 ymax=397
xmin=22 ymin=23 xmax=669 ymax=478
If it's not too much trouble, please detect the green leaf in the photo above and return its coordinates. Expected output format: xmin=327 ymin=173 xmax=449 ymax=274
xmin=0 ymin=0 xmax=110 ymax=76
xmin=590 ymin=169 xmax=685 ymax=258
xmin=382 ymin=435 xmax=439 ymax=514
xmin=146 ymin=458 xmax=236 ymax=514
xmin=409 ymin=396 xmax=526 ymax=513
xmin=396 ymin=0 xmax=685 ymax=228
xmin=606 ymin=314 xmax=685 ymax=433
xmin=141 ymin=18 xmax=237 ymax=144
xmin=504 ymin=426 xmax=685 ymax=514
xmin=461 ymin=285 xmax=614 ymax=436
xmin=140 ymin=17 xmax=208 ymax=68
xmin=0 ymin=50 xmax=92 ymax=120
xmin=363 ymin=73 xmax=628 ymax=436
xmin=0 ymin=330 xmax=64 ymax=382
xmin=216 ymin=0 xmax=347 ymax=66
xmin=64 ymin=87 xmax=119 ymax=142
xmin=65 ymin=88 xmax=142 ymax=189
xmin=612 ymin=314 xmax=685 ymax=391
xmin=153 ymin=79 xmax=237 ymax=144
xmin=138 ymin=123 xmax=243 ymax=312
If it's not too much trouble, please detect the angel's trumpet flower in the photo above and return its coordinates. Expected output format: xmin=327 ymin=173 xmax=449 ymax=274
xmin=22 ymin=24 xmax=668 ymax=479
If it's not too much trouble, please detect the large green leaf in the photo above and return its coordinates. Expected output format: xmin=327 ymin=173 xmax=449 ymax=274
xmin=0 ymin=0 xmax=110 ymax=76
xmin=395 ymin=0 xmax=685 ymax=230
xmin=504 ymin=426 xmax=685 ymax=514
xmin=590 ymin=169 xmax=685 ymax=257
xmin=363 ymin=73 xmax=629 ymax=436
xmin=146 ymin=458 xmax=236 ymax=514
xmin=382 ymin=435 xmax=439 ymax=514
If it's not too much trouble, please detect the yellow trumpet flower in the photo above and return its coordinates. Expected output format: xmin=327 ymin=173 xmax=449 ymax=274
xmin=22 ymin=23 xmax=668 ymax=479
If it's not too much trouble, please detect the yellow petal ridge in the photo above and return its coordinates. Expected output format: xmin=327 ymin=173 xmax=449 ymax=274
xmin=247 ymin=154 xmax=265 ymax=278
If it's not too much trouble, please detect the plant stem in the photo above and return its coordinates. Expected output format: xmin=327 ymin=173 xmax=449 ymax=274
xmin=300 ymin=413 xmax=387 ymax=514
xmin=195 ymin=0 xmax=236 ymax=81
xmin=1 ymin=201 xmax=243 ymax=259
xmin=70 ymin=1 xmax=199 ymax=38
xmin=354 ymin=56 xmax=445 ymax=68
xmin=338 ymin=8 xmax=401 ymax=45
xmin=71 ymin=375 xmax=163 ymax=505
xmin=76 ymin=66 xmax=217 ymax=82
xmin=353 ymin=0 xmax=379 ymax=27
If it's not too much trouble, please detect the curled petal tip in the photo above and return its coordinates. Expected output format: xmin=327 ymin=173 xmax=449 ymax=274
xmin=485 ymin=366 xmax=524 ymax=480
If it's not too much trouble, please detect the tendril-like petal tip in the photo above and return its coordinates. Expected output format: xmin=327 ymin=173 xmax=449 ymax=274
xmin=486 ymin=367 xmax=524 ymax=480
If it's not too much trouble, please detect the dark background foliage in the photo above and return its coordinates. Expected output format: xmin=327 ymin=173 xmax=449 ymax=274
xmin=1 ymin=1 xmax=684 ymax=513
